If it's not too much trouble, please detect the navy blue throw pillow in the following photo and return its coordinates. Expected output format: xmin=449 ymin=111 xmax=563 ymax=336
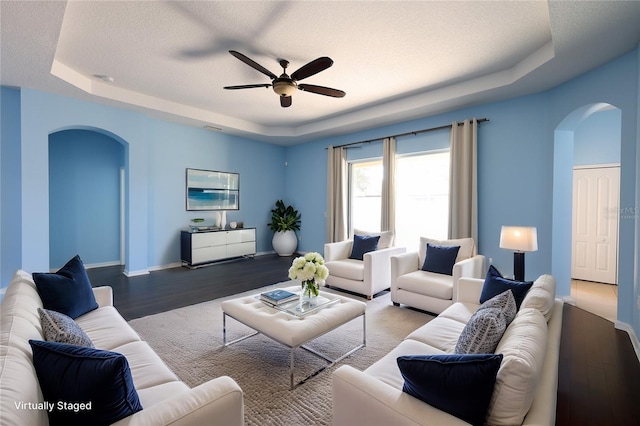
xmin=421 ymin=244 xmax=461 ymax=275
xmin=349 ymin=234 xmax=380 ymax=260
xmin=480 ymin=265 xmax=533 ymax=309
xmin=33 ymin=255 xmax=98 ymax=319
xmin=29 ymin=340 xmax=143 ymax=426
xmin=397 ymin=353 xmax=503 ymax=426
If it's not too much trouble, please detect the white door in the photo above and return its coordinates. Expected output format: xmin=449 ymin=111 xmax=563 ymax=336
xmin=571 ymin=166 xmax=620 ymax=284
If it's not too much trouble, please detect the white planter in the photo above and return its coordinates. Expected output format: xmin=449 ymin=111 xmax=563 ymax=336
xmin=272 ymin=230 xmax=298 ymax=256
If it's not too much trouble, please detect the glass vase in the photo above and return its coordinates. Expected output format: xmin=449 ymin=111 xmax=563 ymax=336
xmin=300 ymin=279 xmax=320 ymax=307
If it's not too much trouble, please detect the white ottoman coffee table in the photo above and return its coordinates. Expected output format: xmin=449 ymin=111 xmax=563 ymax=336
xmin=221 ymin=285 xmax=366 ymax=389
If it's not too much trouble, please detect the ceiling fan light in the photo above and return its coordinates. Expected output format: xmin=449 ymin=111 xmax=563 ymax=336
xmin=273 ymin=80 xmax=297 ymax=97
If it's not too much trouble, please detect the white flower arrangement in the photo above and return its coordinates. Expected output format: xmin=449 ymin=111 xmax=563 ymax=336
xmin=288 ymin=252 xmax=329 ymax=297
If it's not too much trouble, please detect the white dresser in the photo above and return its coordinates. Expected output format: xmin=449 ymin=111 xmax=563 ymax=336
xmin=181 ymin=228 xmax=256 ymax=267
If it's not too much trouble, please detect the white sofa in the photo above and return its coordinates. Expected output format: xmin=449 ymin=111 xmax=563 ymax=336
xmin=333 ymin=274 xmax=562 ymax=426
xmin=391 ymin=237 xmax=485 ymax=314
xmin=324 ymin=231 xmax=406 ymax=300
xmin=0 ymin=270 xmax=244 ymax=426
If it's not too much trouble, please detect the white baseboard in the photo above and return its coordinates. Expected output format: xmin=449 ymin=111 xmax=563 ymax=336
xmin=123 ymin=269 xmax=150 ymax=277
xmin=85 ymin=261 xmax=122 ymax=269
xmin=258 ymin=250 xmax=306 ymax=256
xmin=148 ymin=262 xmax=182 ymax=272
xmin=143 ymin=252 xmax=274 ymax=273
xmin=615 ymin=321 xmax=640 ymax=364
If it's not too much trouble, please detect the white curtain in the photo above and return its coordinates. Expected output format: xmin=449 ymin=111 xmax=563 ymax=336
xmin=381 ymin=137 xmax=396 ymax=234
xmin=326 ymin=145 xmax=347 ymax=243
xmin=449 ymin=118 xmax=478 ymax=243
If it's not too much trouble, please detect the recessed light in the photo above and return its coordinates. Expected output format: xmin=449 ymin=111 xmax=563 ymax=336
xmin=93 ymin=74 xmax=114 ymax=83
xmin=203 ymin=125 xmax=222 ymax=131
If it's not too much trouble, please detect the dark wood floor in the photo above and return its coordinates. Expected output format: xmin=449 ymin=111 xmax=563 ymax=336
xmin=87 ymin=254 xmax=640 ymax=425
xmin=556 ymin=304 xmax=640 ymax=425
xmin=87 ymin=254 xmax=295 ymax=320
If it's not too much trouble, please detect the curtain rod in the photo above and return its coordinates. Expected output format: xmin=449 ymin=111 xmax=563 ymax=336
xmin=329 ymin=117 xmax=489 ymax=149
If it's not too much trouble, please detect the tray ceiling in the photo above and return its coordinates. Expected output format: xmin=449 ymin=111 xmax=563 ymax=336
xmin=2 ymin=1 xmax=640 ymax=144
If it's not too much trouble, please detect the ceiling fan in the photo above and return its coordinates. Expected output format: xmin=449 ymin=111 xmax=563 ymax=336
xmin=223 ymin=50 xmax=346 ymax=108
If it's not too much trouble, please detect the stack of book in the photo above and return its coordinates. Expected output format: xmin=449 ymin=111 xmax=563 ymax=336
xmin=260 ymin=289 xmax=298 ymax=306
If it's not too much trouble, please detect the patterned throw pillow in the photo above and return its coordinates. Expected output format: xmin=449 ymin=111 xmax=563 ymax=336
xmin=477 ymin=290 xmax=517 ymax=326
xmin=38 ymin=307 xmax=94 ymax=347
xmin=455 ymin=307 xmax=507 ymax=354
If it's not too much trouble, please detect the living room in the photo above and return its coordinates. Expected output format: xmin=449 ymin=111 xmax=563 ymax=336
xmin=1 ymin=1 xmax=640 ymax=425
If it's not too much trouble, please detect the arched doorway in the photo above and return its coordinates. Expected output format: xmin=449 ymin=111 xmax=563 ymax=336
xmin=49 ymin=128 xmax=126 ymax=269
xmin=552 ymin=103 xmax=621 ymax=321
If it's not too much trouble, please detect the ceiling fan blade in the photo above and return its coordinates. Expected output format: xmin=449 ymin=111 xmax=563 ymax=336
xmin=290 ymin=57 xmax=333 ymax=81
xmin=228 ymin=50 xmax=277 ymax=80
xmin=224 ymin=84 xmax=272 ymax=90
xmin=298 ymin=84 xmax=346 ymax=98
xmin=280 ymin=96 xmax=292 ymax=108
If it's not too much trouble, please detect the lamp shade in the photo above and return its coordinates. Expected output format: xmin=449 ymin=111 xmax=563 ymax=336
xmin=499 ymin=226 xmax=538 ymax=252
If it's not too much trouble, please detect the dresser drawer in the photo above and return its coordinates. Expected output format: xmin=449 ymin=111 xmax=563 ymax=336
xmin=191 ymin=231 xmax=227 ymax=249
xmin=226 ymin=229 xmax=256 ymax=244
xmin=181 ymin=228 xmax=256 ymax=266
xmin=191 ymin=246 xmax=227 ymax=264
xmin=226 ymin=241 xmax=256 ymax=258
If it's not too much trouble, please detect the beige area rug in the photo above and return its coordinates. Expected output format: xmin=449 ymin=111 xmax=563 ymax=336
xmin=129 ymin=283 xmax=433 ymax=426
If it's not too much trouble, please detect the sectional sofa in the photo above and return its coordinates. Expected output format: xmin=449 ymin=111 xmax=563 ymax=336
xmin=333 ymin=274 xmax=562 ymax=425
xmin=0 ymin=269 xmax=244 ymax=426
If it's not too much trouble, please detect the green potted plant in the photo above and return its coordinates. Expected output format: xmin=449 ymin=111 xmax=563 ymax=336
xmin=268 ymin=200 xmax=301 ymax=256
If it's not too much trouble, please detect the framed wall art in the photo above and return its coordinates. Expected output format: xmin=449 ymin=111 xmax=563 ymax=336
xmin=186 ymin=168 xmax=239 ymax=211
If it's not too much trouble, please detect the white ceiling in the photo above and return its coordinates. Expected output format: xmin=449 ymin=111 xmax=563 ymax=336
xmin=2 ymin=1 xmax=640 ymax=145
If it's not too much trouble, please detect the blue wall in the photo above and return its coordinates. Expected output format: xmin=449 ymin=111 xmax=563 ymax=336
xmin=2 ymin=89 xmax=286 ymax=277
xmin=1 ymin=45 xmax=638 ymax=340
xmin=1 ymin=87 xmax=22 ymax=285
xmin=287 ymin=93 xmax=553 ymax=284
xmin=549 ymin=49 xmax=638 ymax=331
xmin=285 ymin=47 xmax=639 ymax=334
xmin=574 ymin=108 xmax=621 ymax=166
xmin=145 ymin=120 xmax=286 ymax=267
xmin=344 ymin=127 xmax=451 ymax=162
xmin=49 ymin=129 xmax=124 ymax=268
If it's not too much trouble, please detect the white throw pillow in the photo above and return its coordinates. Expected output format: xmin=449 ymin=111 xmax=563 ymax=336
xmin=486 ymin=308 xmax=548 ymax=425
xmin=520 ymin=274 xmax=556 ymax=322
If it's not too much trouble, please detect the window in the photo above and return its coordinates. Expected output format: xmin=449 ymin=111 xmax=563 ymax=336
xmin=349 ymin=160 xmax=382 ymax=233
xmin=394 ymin=150 xmax=450 ymax=249
xmin=347 ymin=150 xmax=450 ymax=250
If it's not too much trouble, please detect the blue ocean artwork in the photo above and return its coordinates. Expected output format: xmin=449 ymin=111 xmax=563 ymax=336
xmin=187 ymin=188 xmax=238 ymax=210
xmin=186 ymin=169 xmax=239 ymax=210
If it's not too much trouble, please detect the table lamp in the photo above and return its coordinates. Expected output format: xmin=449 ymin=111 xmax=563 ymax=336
xmin=499 ymin=226 xmax=538 ymax=281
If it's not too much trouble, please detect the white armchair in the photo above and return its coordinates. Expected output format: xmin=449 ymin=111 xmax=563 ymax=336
xmin=324 ymin=231 xmax=406 ymax=300
xmin=391 ymin=237 xmax=485 ymax=314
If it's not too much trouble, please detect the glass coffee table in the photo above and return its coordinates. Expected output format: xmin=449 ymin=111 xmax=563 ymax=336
xmin=221 ymin=285 xmax=366 ymax=389
xmin=266 ymin=293 xmax=340 ymax=317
